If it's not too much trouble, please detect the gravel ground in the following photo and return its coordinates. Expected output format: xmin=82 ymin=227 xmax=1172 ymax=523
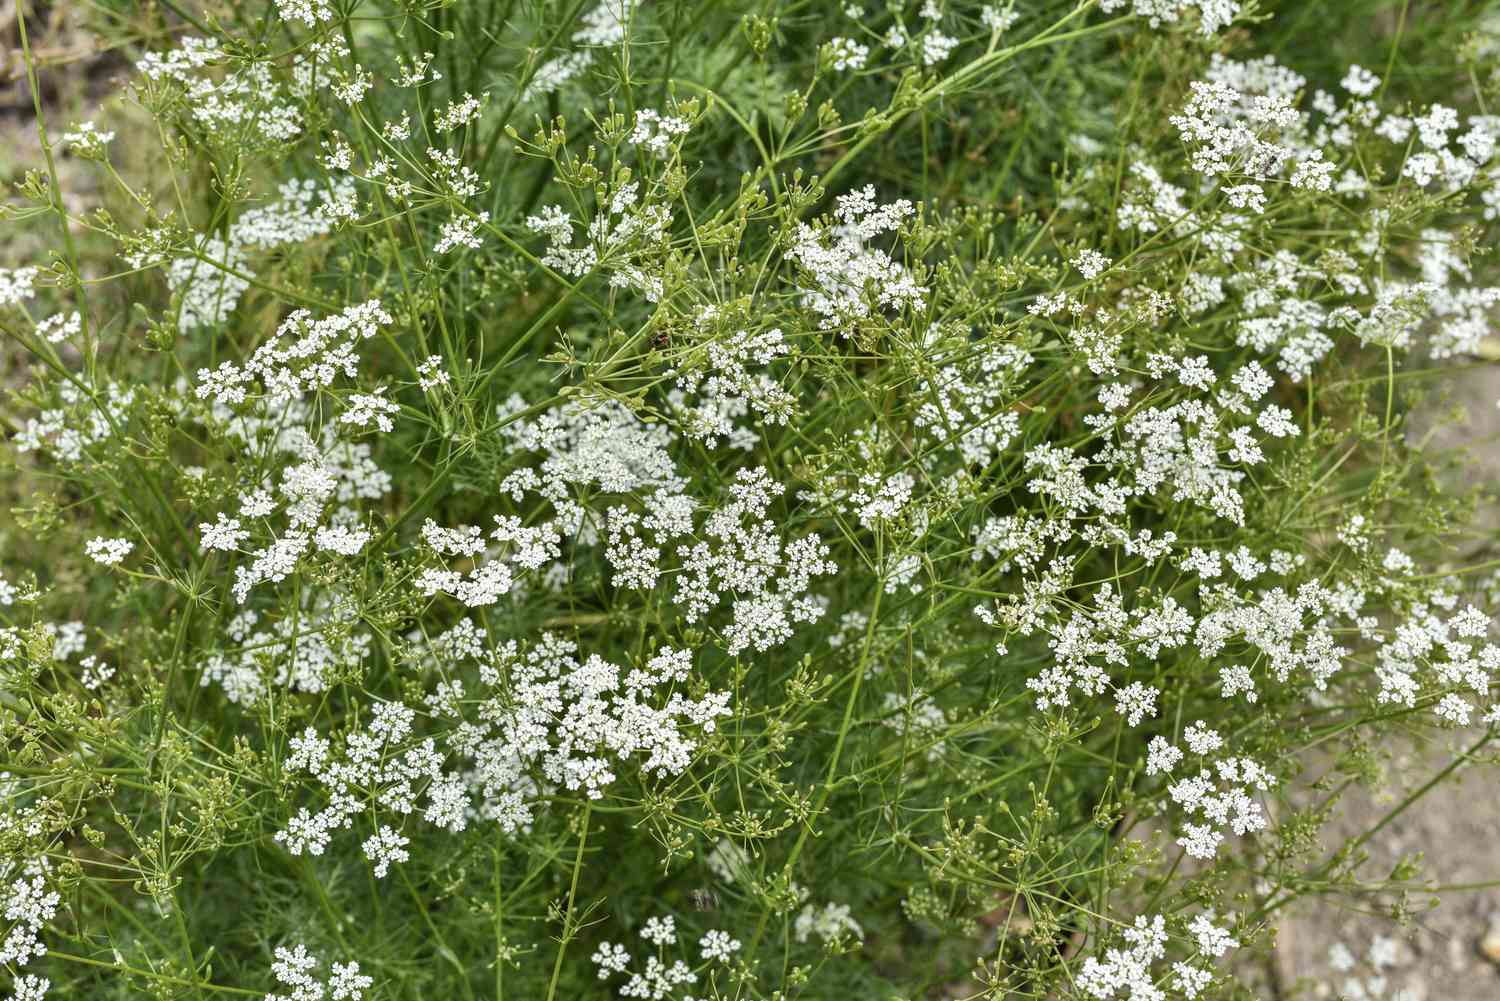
xmin=1273 ymin=739 xmax=1500 ymax=1000
xmin=1270 ymin=363 xmax=1500 ymax=1000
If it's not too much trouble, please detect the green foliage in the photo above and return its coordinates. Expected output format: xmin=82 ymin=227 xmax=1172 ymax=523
xmin=3 ymin=1 xmax=1500 ymax=1000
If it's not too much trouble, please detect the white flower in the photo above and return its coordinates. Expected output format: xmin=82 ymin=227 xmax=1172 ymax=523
xmin=275 ymin=0 xmax=334 ymax=25
xmin=1414 ymin=104 xmax=1459 ymax=150
xmin=1184 ymin=721 xmax=1223 ymax=755
xmin=0 ymin=859 xmax=59 ymax=970
xmin=921 ymin=31 xmax=959 ymax=66
xmin=34 ymin=312 xmax=80 ymax=343
xmin=1219 ymin=663 xmax=1257 ymax=702
xmin=1177 ymin=821 xmax=1224 ymax=859
xmin=1255 ymin=405 xmax=1299 ymax=438
xmin=169 ymin=180 xmax=349 ymax=331
xmin=332 ymin=65 xmax=374 ymax=104
xmin=629 ymin=109 xmax=691 ymax=158
xmin=1074 ymin=249 xmax=1111 ymax=280
xmin=200 ymin=514 xmax=250 ymax=552
xmin=267 ymin=944 xmax=376 ymax=1001
xmin=340 ymin=388 xmax=400 ymax=433
xmin=434 ymin=211 xmax=489 ymax=254
xmin=1172 ymin=962 xmax=1213 ymax=999
xmin=981 ymin=5 xmax=1020 ymax=31
xmin=1434 ymin=693 xmax=1472 ymax=725
xmin=8 ymin=974 xmax=50 ymax=1001
xmin=1188 ymin=911 xmax=1238 ymax=957
xmin=786 ymin=186 xmax=923 ymax=332
xmin=79 ymin=655 xmax=114 ymax=690
xmin=827 ymin=37 xmax=869 ymax=72
xmin=1114 ymin=682 xmax=1159 ymax=726
xmin=315 ymin=525 xmax=371 ymax=556
xmin=362 ymin=825 xmax=410 ymax=877
xmin=592 ymin=941 xmax=630 ymax=977
xmin=416 ymin=354 xmax=451 ymax=391
xmin=329 ymin=961 xmax=374 ymax=1000
xmin=1098 ymin=383 xmax=1132 ymax=411
xmin=1231 ymin=361 xmax=1273 ymax=400
xmin=641 ymin=915 xmax=677 ymax=946
xmin=1382 ymin=548 xmax=1414 ymax=575
xmin=793 ymin=901 xmax=864 ymax=943
xmin=1146 ymin=736 xmax=1183 ymax=776
xmin=434 ymin=92 xmax=484 ymax=131
xmin=698 ymin=929 xmax=741 ymax=963
xmin=1224 ymin=183 xmax=1266 ymax=213
xmin=1341 ymin=64 xmax=1380 ymax=97
xmin=85 ymin=537 xmax=133 ymax=566
xmin=1404 ymin=152 xmax=1440 ymax=186
xmin=0 ymin=267 xmax=40 ymax=307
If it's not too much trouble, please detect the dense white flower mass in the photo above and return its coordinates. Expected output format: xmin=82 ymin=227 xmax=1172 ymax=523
xmin=275 ymin=629 xmax=731 ymax=864
xmin=199 ymin=513 xmax=249 ymax=552
xmin=265 ymin=943 xmax=374 ymax=1001
xmin=795 ymin=900 xmax=866 ymax=944
xmin=1 ymin=860 xmax=58 ymax=970
xmin=195 ymin=300 xmax=394 ymax=407
xmin=84 ymin=537 xmax=133 ymax=566
xmin=1099 ymin=0 xmax=1242 ymax=34
xmin=170 ymin=178 xmax=352 ymax=327
xmin=0 ymin=267 xmax=40 ymax=307
xmin=185 ymin=301 xmax=398 ymax=605
xmin=1076 ymin=911 xmax=1238 ymax=1000
xmin=10 ymin=5 xmax=1500 ymax=1001
xmin=786 ymin=185 xmax=927 ymax=332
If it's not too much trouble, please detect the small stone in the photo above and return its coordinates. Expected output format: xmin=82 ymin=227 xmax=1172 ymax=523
xmin=1477 ymin=914 xmax=1500 ymax=966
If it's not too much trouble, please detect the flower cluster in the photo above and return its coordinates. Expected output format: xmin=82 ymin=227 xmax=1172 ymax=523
xmin=786 ymin=185 xmax=927 ymax=334
xmin=1098 ymin=0 xmax=1242 ymax=36
xmin=794 ymin=901 xmax=866 ymax=946
xmin=670 ymin=322 xmax=797 ymax=440
xmin=1146 ymin=723 xmax=1275 ymax=859
xmin=199 ymin=598 xmax=370 ymax=705
xmin=83 ymin=537 xmax=133 ymax=566
xmin=523 ymin=0 xmax=636 ymax=99
xmin=264 ymin=943 xmax=374 ymax=1001
xmin=278 ymin=627 xmax=730 ymax=862
xmin=591 ymin=912 xmax=742 ymax=1000
xmin=1076 ymin=911 xmax=1238 ymax=1000
xmin=0 ymin=267 xmax=39 ymax=307
xmin=10 ymin=5 xmax=1500 ymax=1001
xmin=525 ymin=177 xmax=675 ymax=301
xmin=15 ymin=381 xmax=137 ymax=464
xmin=150 ymin=178 xmax=350 ymax=331
xmin=1 ymin=859 xmax=58 ymax=1001
xmin=189 ymin=302 xmax=394 ymax=602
